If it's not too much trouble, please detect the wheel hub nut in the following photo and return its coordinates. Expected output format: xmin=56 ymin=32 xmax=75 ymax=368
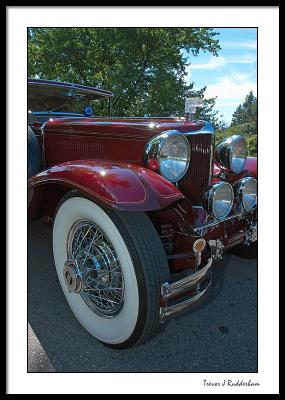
xmin=63 ymin=260 xmax=83 ymax=293
xmin=100 ymin=274 xmax=108 ymax=284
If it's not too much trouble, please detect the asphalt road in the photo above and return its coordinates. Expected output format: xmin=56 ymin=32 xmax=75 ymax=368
xmin=28 ymin=219 xmax=257 ymax=373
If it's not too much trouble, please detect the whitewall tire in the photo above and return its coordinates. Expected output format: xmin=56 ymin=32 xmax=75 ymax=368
xmin=53 ymin=194 xmax=169 ymax=348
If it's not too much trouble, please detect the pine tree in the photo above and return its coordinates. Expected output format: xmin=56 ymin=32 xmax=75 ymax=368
xmin=231 ymin=91 xmax=257 ymax=135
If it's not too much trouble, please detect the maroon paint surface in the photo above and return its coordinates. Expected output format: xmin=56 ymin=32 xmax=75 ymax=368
xmin=28 ymin=160 xmax=183 ymax=211
xmin=213 ymin=157 xmax=257 ymax=184
xmin=43 ymin=118 xmax=205 ymax=169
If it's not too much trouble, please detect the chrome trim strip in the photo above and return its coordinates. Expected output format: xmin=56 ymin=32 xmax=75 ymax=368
xmin=193 ymin=207 xmax=257 ymax=233
xmin=159 ymin=276 xmax=211 ymax=322
xmin=188 ymin=120 xmax=214 ymax=135
xmin=161 ymin=256 xmax=212 ymax=301
xmin=183 ymin=120 xmax=214 ymax=188
xmin=209 ymin=133 xmax=214 ymax=184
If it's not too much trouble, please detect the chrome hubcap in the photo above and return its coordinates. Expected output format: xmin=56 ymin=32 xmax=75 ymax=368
xmin=64 ymin=220 xmax=125 ymax=318
xmin=63 ymin=260 xmax=83 ymax=293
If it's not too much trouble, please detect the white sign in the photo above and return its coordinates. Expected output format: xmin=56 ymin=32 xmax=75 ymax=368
xmin=185 ymin=97 xmax=204 ymax=114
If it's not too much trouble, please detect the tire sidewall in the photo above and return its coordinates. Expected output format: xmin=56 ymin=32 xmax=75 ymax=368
xmin=53 ymin=196 xmax=140 ymax=345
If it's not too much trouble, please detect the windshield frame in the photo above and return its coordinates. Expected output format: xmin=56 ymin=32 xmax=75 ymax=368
xmin=28 ymin=78 xmax=113 ymax=117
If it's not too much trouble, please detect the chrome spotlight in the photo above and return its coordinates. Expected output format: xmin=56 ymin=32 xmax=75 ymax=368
xmin=203 ymin=182 xmax=234 ymax=219
xmin=234 ymin=177 xmax=257 ymax=211
xmin=216 ymin=135 xmax=248 ymax=174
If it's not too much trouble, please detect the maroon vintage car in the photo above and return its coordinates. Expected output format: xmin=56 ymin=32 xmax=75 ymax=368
xmin=28 ymin=78 xmax=257 ymax=348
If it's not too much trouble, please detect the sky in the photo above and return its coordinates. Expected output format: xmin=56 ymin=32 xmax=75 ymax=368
xmin=185 ymin=28 xmax=257 ymax=126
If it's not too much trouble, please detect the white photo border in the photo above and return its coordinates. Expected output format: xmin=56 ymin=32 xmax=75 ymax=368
xmin=7 ymin=6 xmax=279 ymax=394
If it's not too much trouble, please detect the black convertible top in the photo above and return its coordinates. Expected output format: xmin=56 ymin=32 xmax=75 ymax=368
xmin=28 ymin=78 xmax=114 ymax=99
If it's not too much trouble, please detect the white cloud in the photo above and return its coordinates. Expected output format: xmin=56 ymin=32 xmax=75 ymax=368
xmin=187 ymin=53 xmax=256 ymax=75
xmin=229 ymin=71 xmax=252 ymax=81
xmin=204 ymin=73 xmax=257 ymax=125
xmin=215 ymin=100 xmax=245 ymax=108
xmin=184 ymin=46 xmax=257 ymax=124
xmin=187 ymin=56 xmax=226 ymax=72
xmin=205 ymin=75 xmax=256 ymax=100
xmin=226 ymin=53 xmax=257 ymax=65
xmin=221 ymin=40 xmax=257 ymax=50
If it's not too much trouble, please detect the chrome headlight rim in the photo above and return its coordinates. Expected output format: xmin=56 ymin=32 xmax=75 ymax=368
xmin=234 ymin=176 xmax=257 ymax=211
xmin=205 ymin=181 xmax=234 ymax=220
xmin=216 ymin=135 xmax=248 ymax=174
xmin=145 ymin=130 xmax=190 ymax=183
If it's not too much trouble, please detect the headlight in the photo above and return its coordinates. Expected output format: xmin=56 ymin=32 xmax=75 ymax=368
xmin=234 ymin=177 xmax=257 ymax=211
xmin=145 ymin=131 xmax=190 ymax=182
xmin=204 ymin=182 xmax=234 ymax=219
xmin=216 ymin=135 xmax=248 ymax=174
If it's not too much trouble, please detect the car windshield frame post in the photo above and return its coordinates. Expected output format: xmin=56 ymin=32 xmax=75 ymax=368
xmin=108 ymin=97 xmax=112 ymax=117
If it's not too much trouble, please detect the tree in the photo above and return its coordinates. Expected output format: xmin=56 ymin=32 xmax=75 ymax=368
xmin=216 ymin=115 xmax=228 ymax=131
xmin=192 ymin=88 xmax=220 ymax=128
xmin=231 ymin=90 xmax=257 ymax=133
xmin=217 ymin=90 xmax=257 ymax=156
xmin=247 ymin=135 xmax=257 ymax=157
xmin=28 ymin=28 xmax=220 ymax=119
xmin=231 ymin=104 xmax=244 ymax=126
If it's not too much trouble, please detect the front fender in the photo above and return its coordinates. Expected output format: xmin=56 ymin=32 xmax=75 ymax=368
xmin=213 ymin=156 xmax=257 ymax=182
xmin=244 ymin=157 xmax=257 ymax=178
xmin=28 ymin=160 xmax=183 ymax=211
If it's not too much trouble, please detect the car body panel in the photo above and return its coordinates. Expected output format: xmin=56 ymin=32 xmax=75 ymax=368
xmin=42 ymin=118 xmax=205 ymax=168
xmin=244 ymin=156 xmax=257 ymax=178
xmin=28 ymin=160 xmax=183 ymax=211
xmin=213 ymin=157 xmax=257 ymax=184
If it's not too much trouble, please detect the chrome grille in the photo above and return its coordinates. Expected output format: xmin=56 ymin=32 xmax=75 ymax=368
xmin=179 ymin=133 xmax=213 ymax=205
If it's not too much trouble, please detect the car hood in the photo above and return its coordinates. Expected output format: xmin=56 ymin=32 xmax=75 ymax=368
xmin=43 ymin=117 xmax=207 ymax=140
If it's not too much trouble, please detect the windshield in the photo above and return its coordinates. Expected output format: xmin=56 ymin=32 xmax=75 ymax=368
xmin=28 ymin=79 xmax=113 ymax=117
xmin=28 ymin=92 xmax=110 ymax=116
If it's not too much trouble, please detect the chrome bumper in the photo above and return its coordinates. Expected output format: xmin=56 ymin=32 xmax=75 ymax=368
xmin=159 ymin=256 xmax=212 ymax=322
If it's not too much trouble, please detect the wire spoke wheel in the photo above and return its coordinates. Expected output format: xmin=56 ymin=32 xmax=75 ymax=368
xmin=53 ymin=195 xmax=169 ymax=347
xmin=66 ymin=220 xmax=125 ymax=317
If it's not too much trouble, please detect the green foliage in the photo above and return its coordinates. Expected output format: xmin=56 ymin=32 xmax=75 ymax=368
xmin=231 ymin=90 xmax=257 ymax=133
xmin=194 ymin=95 xmax=219 ymax=129
xmin=220 ymin=91 xmax=258 ymax=156
xmin=247 ymin=135 xmax=257 ymax=157
xmin=28 ymin=27 xmax=220 ymax=119
xmin=215 ymin=124 xmax=257 ymax=157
